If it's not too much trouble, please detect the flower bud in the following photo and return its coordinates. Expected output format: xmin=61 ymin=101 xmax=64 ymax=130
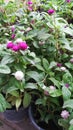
xmin=57 ymin=63 xmax=62 ymax=67
xmin=61 ymin=110 xmax=70 ymax=119
xmin=49 ymin=85 xmax=56 ymax=90
xmin=66 ymin=0 xmax=70 ymax=3
xmin=14 ymin=71 xmax=24 ymax=80
xmin=44 ymin=90 xmax=49 ymax=96
xmin=15 ymin=38 xmax=23 ymax=44
xmin=11 ymin=25 xmax=15 ymax=32
xmin=47 ymin=9 xmax=55 ymax=15
xmin=70 ymin=58 xmax=73 ymax=63
xmin=27 ymin=1 xmax=33 ymax=5
xmin=60 ymin=67 xmax=66 ymax=71
xmin=11 ymin=34 xmax=15 ymax=39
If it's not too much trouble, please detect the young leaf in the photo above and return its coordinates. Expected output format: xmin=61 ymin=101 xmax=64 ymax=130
xmin=16 ymin=98 xmax=21 ymax=110
xmin=23 ymin=92 xmax=31 ymax=108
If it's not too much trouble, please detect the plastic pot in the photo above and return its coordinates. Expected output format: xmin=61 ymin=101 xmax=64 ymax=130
xmin=28 ymin=106 xmax=44 ymax=130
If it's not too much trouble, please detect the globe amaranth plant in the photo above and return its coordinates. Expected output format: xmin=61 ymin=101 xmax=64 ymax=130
xmin=0 ymin=0 xmax=73 ymax=130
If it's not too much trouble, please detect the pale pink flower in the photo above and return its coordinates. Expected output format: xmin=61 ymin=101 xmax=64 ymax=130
xmin=61 ymin=110 xmax=70 ymax=119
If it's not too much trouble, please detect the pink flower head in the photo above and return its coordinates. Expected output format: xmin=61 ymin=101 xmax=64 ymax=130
xmin=7 ymin=41 xmax=14 ymax=49
xmin=11 ymin=25 xmax=15 ymax=32
xmin=57 ymin=63 xmax=62 ymax=67
xmin=27 ymin=6 xmax=33 ymax=11
xmin=61 ymin=110 xmax=70 ymax=119
xmin=11 ymin=34 xmax=15 ymax=39
xmin=49 ymin=85 xmax=56 ymax=90
xmin=18 ymin=41 xmax=28 ymax=50
xmin=44 ymin=90 xmax=49 ymax=96
xmin=66 ymin=0 xmax=70 ymax=2
xmin=12 ymin=45 xmax=19 ymax=52
xmin=65 ymin=83 xmax=69 ymax=88
xmin=47 ymin=9 xmax=55 ymax=15
xmin=27 ymin=1 xmax=33 ymax=5
xmin=70 ymin=58 xmax=73 ymax=63
xmin=60 ymin=67 xmax=66 ymax=71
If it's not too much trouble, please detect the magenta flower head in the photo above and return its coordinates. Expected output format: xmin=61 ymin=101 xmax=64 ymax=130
xmin=27 ymin=1 xmax=33 ymax=5
xmin=61 ymin=110 xmax=70 ymax=119
xmin=66 ymin=0 xmax=71 ymax=2
xmin=57 ymin=63 xmax=62 ymax=67
xmin=12 ymin=45 xmax=19 ymax=52
xmin=65 ymin=83 xmax=69 ymax=88
xmin=47 ymin=9 xmax=55 ymax=15
xmin=18 ymin=41 xmax=28 ymax=50
xmin=7 ymin=41 xmax=14 ymax=49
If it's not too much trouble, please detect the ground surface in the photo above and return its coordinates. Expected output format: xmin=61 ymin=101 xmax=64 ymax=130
xmin=0 ymin=112 xmax=37 ymax=130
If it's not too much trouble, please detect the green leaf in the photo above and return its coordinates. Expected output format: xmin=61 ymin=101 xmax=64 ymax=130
xmin=49 ymin=61 xmax=56 ymax=69
xmin=70 ymin=119 xmax=73 ymax=125
xmin=64 ymin=27 xmax=73 ymax=36
xmin=49 ymin=77 xmax=60 ymax=88
xmin=6 ymin=86 xmax=19 ymax=94
xmin=58 ymin=118 xmax=69 ymax=129
xmin=0 ymin=65 xmax=11 ymax=74
xmin=0 ymin=94 xmax=9 ymax=112
xmin=42 ymin=58 xmax=49 ymax=71
xmin=35 ymin=64 xmax=44 ymax=71
xmin=49 ymin=89 xmax=62 ymax=97
xmin=63 ymin=99 xmax=73 ymax=109
xmin=16 ymin=98 xmax=21 ymax=110
xmin=27 ymin=71 xmax=45 ymax=82
xmin=69 ymin=125 xmax=73 ymax=130
xmin=1 ymin=55 xmax=14 ymax=65
xmin=25 ymin=83 xmax=38 ymax=89
xmin=62 ymin=86 xmax=71 ymax=101
xmin=23 ymin=92 xmax=31 ymax=108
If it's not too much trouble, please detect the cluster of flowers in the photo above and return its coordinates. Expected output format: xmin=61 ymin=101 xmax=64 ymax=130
xmin=47 ymin=0 xmax=70 ymax=15
xmin=7 ymin=39 xmax=28 ymax=52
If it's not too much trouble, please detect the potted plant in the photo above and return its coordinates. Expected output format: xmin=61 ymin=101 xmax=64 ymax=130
xmin=0 ymin=36 xmax=39 ymax=121
xmin=1 ymin=0 xmax=73 ymax=129
xmin=22 ymin=1 xmax=73 ymax=130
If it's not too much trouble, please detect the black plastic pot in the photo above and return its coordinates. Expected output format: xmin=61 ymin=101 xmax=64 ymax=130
xmin=28 ymin=106 xmax=63 ymax=130
xmin=28 ymin=106 xmax=44 ymax=130
xmin=4 ymin=107 xmax=28 ymax=122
